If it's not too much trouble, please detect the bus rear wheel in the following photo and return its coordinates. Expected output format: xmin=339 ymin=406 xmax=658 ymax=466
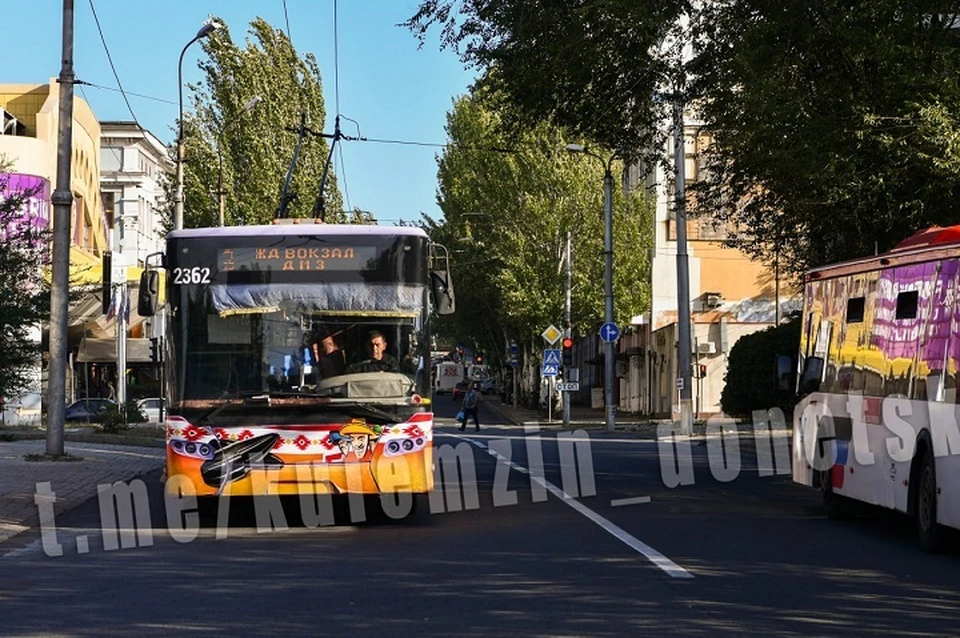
xmin=916 ymin=452 xmax=942 ymax=553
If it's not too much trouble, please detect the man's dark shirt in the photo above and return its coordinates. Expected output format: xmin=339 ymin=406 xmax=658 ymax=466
xmin=348 ymin=353 xmax=400 ymax=373
xmin=318 ymin=350 xmax=347 ymax=378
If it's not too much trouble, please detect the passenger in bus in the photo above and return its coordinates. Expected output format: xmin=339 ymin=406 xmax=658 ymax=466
xmin=312 ymin=328 xmax=347 ymax=378
xmin=346 ymin=330 xmax=400 ymax=373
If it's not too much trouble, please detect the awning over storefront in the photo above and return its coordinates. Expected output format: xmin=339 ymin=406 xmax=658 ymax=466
xmin=75 ymin=337 xmax=153 ymax=363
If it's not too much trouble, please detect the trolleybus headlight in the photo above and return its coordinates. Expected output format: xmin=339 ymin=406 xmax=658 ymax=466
xmin=402 ymin=439 xmax=414 ymax=451
xmin=388 ymin=441 xmax=401 ymax=454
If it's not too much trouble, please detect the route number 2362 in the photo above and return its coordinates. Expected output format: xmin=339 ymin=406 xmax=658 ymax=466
xmin=172 ymin=267 xmax=211 ymax=284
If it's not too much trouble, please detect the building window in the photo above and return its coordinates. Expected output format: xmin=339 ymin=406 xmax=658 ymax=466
xmin=846 ymin=297 xmax=865 ymax=323
xmin=102 ymin=192 xmax=116 ymax=229
xmin=895 ymin=290 xmax=919 ymax=320
xmin=101 ymin=146 xmax=123 ymax=171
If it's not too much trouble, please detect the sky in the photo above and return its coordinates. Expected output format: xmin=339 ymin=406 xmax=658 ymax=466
xmin=0 ymin=0 xmax=477 ymax=224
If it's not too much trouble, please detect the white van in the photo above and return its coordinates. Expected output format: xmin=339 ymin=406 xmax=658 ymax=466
xmin=434 ymin=362 xmax=464 ymax=394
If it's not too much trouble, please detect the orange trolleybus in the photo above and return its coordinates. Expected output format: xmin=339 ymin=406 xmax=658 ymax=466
xmin=137 ymin=222 xmax=455 ymax=509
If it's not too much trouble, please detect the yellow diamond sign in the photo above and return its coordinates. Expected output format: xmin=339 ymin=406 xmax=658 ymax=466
xmin=541 ymin=324 xmax=562 ymax=345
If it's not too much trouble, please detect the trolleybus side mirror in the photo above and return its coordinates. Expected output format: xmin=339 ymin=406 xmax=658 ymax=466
xmin=138 ymin=270 xmax=160 ymax=317
xmin=775 ymin=354 xmax=795 ymax=392
xmin=798 ymin=356 xmax=824 ymax=395
xmin=430 ymin=271 xmax=456 ymax=316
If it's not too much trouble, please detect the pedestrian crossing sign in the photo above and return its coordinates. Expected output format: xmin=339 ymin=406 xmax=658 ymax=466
xmin=543 ymin=349 xmax=561 ymax=366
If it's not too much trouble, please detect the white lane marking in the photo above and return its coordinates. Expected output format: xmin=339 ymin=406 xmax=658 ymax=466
xmin=610 ymin=496 xmax=652 ymax=507
xmin=449 ymin=433 xmax=693 ymax=579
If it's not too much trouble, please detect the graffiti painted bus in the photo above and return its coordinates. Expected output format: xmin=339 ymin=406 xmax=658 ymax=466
xmin=137 ymin=222 xmax=455 ymax=506
xmin=783 ymin=225 xmax=960 ymax=550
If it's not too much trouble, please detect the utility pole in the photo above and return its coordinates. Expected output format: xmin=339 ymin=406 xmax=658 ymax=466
xmin=47 ymin=0 xmax=75 ymax=456
xmin=114 ymin=219 xmax=127 ymax=410
xmin=563 ymin=231 xmax=572 ymax=427
xmin=674 ymin=96 xmax=694 ymax=436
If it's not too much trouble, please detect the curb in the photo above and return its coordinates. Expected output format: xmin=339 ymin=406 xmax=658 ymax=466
xmin=0 ymin=428 xmax=166 ymax=449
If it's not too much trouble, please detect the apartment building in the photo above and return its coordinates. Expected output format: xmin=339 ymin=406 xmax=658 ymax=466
xmin=0 ymin=80 xmax=108 ymax=424
xmin=620 ymin=118 xmax=801 ymax=419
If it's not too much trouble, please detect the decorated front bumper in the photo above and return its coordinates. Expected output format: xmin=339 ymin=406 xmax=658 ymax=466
xmin=164 ymin=412 xmax=434 ymax=497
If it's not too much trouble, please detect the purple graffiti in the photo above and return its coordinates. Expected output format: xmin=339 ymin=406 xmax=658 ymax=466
xmin=0 ymin=173 xmax=51 ymax=244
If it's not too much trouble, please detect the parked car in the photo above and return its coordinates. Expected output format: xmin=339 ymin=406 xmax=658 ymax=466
xmin=64 ymin=398 xmax=115 ymax=422
xmin=452 ymin=380 xmax=469 ymax=402
xmin=136 ymin=397 xmax=164 ymax=423
xmin=479 ymin=378 xmax=498 ymax=395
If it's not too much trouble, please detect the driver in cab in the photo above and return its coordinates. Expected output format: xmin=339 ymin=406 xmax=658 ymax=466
xmin=346 ymin=330 xmax=400 ymax=373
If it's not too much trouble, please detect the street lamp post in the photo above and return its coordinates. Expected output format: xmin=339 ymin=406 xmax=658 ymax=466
xmin=566 ymin=143 xmax=618 ymax=432
xmin=217 ymin=95 xmax=262 ymax=226
xmin=175 ymin=20 xmax=221 ymax=231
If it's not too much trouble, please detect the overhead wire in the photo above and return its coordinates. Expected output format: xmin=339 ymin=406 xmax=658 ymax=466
xmin=85 ymin=0 xmax=146 ymax=134
xmin=282 ymin=0 xmax=293 ymax=43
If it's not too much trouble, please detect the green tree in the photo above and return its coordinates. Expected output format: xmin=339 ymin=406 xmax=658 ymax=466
xmin=692 ymin=0 xmax=960 ymax=278
xmin=720 ymin=314 xmax=801 ymax=418
xmin=404 ymin=0 xmax=681 ymax=158
xmin=429 ymin=81 xmax=653 ymax=367
xmin=0 ymin=167 xmax=51 ymax=405
xmin=171 ymin=17 xmax=343 ymax=229
xmin=407 ymin=1 xmax=960 ymax=278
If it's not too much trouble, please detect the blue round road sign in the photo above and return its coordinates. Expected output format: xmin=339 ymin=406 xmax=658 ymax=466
xmin=599 ymin=322 xmax=620 ymax=343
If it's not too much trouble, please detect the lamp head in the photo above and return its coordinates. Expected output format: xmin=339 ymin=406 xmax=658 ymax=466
xmin=197 ymin=19 xmax=222 ymax=39
xmin=565 ymin=143 xmax=587 ymax=153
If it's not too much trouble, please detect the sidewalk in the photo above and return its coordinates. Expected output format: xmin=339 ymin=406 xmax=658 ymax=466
xmin=0 ymin=436 xmax=165 ymax=546
xmin=485 ymin=399 xmax=792 ymax=445
xmin=487 ymin=399 xmax=653 ymax=432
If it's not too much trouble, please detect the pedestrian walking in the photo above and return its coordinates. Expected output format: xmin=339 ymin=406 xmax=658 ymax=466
xmin=460 ymin=382 xmax=482 ymax=432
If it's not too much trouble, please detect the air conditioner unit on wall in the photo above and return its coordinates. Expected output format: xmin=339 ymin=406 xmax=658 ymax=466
xmin=704 ymin=294 xmax=723 ymax=309
xmin=697 ymin=341 xmax=717 ymax=355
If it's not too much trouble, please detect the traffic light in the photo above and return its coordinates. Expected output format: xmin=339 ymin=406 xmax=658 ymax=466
xmin=698 ymin=364 xmax=707 ymax=378
xmin=561 ymin=336 xmax=574 ymax=366
xmin=149 ymin=337 xmax=160 ymax=363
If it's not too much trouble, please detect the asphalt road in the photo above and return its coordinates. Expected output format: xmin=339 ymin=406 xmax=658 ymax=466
xmin=1 ymin=400 xmax=958 ymax=636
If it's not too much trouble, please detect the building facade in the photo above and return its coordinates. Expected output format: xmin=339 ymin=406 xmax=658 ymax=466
xmin=621 ymin=116 xmax=801 ymax=419
xmin=0 ymin=81 xmax=109 ymax=424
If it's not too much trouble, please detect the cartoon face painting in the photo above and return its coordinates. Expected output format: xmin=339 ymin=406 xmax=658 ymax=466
xmin=329 ymin=421 xmax=382 ymax=461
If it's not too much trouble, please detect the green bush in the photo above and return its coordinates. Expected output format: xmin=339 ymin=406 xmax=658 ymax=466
xmin=100 ymin=399 xmax=146 ymax=433
xmin=720 ymin=313 xmax=801 ymax=419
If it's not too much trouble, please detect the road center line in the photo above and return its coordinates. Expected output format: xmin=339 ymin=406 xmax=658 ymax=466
xmin=450 ymin=433 xmax=694 ymax=579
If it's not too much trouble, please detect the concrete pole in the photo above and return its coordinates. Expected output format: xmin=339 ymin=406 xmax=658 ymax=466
xmin=115 ymin=215 xmax=127 ymax=409
xmin=47 ymin=0 xmax=75 ymax=456
xmin=674 ymin=98 xmax=694 ymax=436
xmin=603 ymin=165 xmax=616 ymax=432
xmin=563 ymin=231 xmax=572 ymax=427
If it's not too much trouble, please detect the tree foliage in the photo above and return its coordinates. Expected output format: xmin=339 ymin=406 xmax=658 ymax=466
xmin=720 ymin=314 xmax=801 ymax=419
xmin=404 ymin=0 xmax=684 ymax=161
xmin=427 ymin=81 xmax=653 ymax=366
xmin=407 ymin=0 xmax=960 ymax=279
xmin=692 ymin=1 xmax=960 ymax=278
xmin=0 ymin=168 xmax=51 ymax=404
xmin=172 ymin=17 xmax=343 ymax=228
